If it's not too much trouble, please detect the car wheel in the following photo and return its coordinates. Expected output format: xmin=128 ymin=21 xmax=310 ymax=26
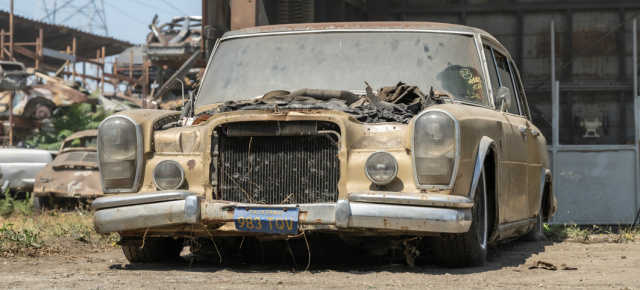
xmin=521 ymin=202 xmax=546 ymax=242
xmin=433 ymin=166 xmax=488 ymax=268
xmin=32 ymin=195 xmax=50 ymax=212
xmin=122 ymin=237 xmax=184 ymax=263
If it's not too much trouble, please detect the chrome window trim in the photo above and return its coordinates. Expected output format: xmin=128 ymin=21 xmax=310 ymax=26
xmin=411 ymin=109 xmax=461 ymax=190
xmin=364 ymin=151 xmax=399 ymax=186
xmin=152 ymin=160 xmax=186 ymax=190
xmin=219 ymin=29 xmax=476 ymax=41
xmin=97 ymin=115 xmax=144 ymax=194
xmin=194 ymin=37 xmax=220 ymax=106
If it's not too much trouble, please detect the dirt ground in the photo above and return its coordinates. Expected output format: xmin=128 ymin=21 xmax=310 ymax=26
xmin=1 ymin=237 xmax=639 ymax=289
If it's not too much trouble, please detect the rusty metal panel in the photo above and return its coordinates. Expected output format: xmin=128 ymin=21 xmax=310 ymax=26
xmin=231 ymin=0 xmax=257 ymax=30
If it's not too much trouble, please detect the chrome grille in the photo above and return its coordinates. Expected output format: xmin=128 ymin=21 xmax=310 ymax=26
xmin=218 ymin=134 xmax=340 ymax=204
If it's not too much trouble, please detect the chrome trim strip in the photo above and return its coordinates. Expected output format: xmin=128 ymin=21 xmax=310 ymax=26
xmin=470 ymin=136 xmax=495 ymax=199
xmin=93 ymin=200 xmax=193 ymax=233
xmin=474 ymin=33 xmax=494 ymax=109
xmin=348 ymin=202 xmax=472 ymax=233
xmin=92 ymin=190 xmax=195 ymax=210
xmin=349 ymin=191 xmax=473 ymax=208
xmin=184 ymin=195 xmax=201 ymax=224
xmin=97 ymin=115 xmax=144 ymax=194
xmin=335 ymin=199 xmax=350 ymax=228
xmin=194 ymin=37 xmax=220 ymax=106
xmin=411 ymin=109 xmax=461 ymax=190
xmin=220 ymin=29 xmax=476 ymax=41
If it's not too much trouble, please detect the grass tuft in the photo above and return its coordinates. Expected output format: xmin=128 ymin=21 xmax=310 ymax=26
xmin=544 ymin=223 xmax=640 ymax=243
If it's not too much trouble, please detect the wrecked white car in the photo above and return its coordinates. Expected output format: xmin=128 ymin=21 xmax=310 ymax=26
xmin=92 ymin=22 xmax=556 ymax=268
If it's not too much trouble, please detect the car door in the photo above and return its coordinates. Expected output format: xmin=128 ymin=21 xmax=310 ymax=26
xmin=510 ymin=60 xmax=543 ymax=220
xmin=484 ymin=45 xmax=530 ymax=223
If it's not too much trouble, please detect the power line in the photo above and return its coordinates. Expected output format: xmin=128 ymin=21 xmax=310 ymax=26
xmin=128 ymin=0 xmax=178 ymax=16
xmin=161 ymin=0 xmax=190 ymax=17
xmin=103 ymin=1 xmax=147 ymax=26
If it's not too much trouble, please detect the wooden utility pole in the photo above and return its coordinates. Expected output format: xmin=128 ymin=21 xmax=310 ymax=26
xmin=8 ymin=0 xmax=14 ymax=146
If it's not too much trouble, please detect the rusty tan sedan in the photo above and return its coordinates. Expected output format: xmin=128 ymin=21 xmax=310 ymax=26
xmin=33 ymin=129 xmax=101 ymax=210
xmin=92 ymin=22 xmax=556 ymax=268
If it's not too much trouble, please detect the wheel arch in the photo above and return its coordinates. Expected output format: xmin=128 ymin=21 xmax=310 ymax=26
xmin=470 ymin=136 xmax=498 ymax=241
xmin=540 ymin=168 xmax=554 ymax=222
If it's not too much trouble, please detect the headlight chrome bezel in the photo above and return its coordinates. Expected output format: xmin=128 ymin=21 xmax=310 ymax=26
xmin=152 ymin=160 xmax=185 ymax=190
xmin=412 ymin=109 xmax=460 ymax=189
xmin=97 ymin=115 xmax=144 ymax=193
xmin=365 ymin=151 xmax=399 ymax=185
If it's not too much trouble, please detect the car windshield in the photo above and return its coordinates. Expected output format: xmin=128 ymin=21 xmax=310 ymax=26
xmin=196 ymin=31 xmax=488 ymax=107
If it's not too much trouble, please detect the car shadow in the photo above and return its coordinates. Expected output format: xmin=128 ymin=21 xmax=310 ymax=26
xmin=106 ymin=238 xmax=552 ymax=274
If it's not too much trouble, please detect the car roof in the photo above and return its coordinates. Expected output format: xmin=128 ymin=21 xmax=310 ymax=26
xmin=63 ymin=129 xmax=98 ymax=143
xmin=225 ymin=21 xmax=496 ymax=40
xmin=222 ymin=22 xmax=508 ymax=58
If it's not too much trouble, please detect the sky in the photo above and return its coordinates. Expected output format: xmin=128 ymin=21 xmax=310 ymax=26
xmin=0 ymin=0 xmax=202 ymax=45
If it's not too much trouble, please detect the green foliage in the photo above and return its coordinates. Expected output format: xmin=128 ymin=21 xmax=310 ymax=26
xmin=543 ymin=224 xmax=568 ymax=240
xmin=0 ymin=223 xmax=43 ymax=249
xmin=0 ymin=193 xmax=33 ymax=218
xmin=26 ymin=103 xmax=112 ymax=149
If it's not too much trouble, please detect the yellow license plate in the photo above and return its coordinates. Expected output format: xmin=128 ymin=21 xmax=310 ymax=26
xmin=233 ymin=207 xmax=299 ymax=234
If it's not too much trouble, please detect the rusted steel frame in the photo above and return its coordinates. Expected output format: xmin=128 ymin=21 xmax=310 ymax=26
xmin=201 ymin=0 xmax=207 ymax=56
xmin=58 ymin=71 xmax=101 ymax=82
xmin=230 ymin=0 xmax=257 ymax=30
xmin=1 ymin=47 xmax=16 ymax=62
xmin=1 ymin=29 xmax=4 ymax=59
xmin=72 ymin=38 xmax=77 ymax=80
xmin=8 ymin=90 xmax=12 ymax=146
xmin=74 ymin=55 xmax=103 ymax=66
xmin=36 ymin=29 xmax=43 ymax=69
xmin=9 ymin=0 xmax=13 ymax=59
xmin=152 ymin=51 xmax=200 ymax=101
xmin=101 ymin=46 xmax=105 ymax=93
xmin=128 ymin=49 xmax=133 ymax=79
xmin=65 ymin=46 xmax=70 ymax=80
xmin=142 ymin=55 xmax=148 ymax=108
xmin=11 ymin=45 xmax=42 ymax=60
xmin=103 ymin=72 xmax=144 ymax=86
xmin=10 ymin=42 xmax=37 ymax=46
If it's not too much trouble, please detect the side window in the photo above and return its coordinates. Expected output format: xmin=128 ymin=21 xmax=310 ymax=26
xmin=509 ymin=60 xmax=531 ymax=120
xmin=483 ymin=45 xmax=500 ymax=96
xmin=492 ymin=50 xmax=520 ymax=115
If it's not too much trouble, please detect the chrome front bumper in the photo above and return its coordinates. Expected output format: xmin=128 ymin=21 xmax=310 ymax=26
xmin=92 ymin=191 xmax=473 ymax=234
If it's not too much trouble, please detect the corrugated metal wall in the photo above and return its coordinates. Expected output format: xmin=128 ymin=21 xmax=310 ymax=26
xmin=385 ymin=1 xmax=640 ymax=146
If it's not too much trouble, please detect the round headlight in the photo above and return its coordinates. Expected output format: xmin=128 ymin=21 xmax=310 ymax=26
xmin=414 ymin=111 xmax=455 ymax=155
xmin=365 ymin=151 xmax=398 ymax=185
xmin=99 ymin=117 xmax=137 ymax=160
xmin=153 ymin=160 xmax=185 ymax=190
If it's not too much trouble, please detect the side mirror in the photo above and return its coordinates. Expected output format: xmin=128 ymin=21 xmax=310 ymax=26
xmin=496 ymin=86 xmax=511 ymax=112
